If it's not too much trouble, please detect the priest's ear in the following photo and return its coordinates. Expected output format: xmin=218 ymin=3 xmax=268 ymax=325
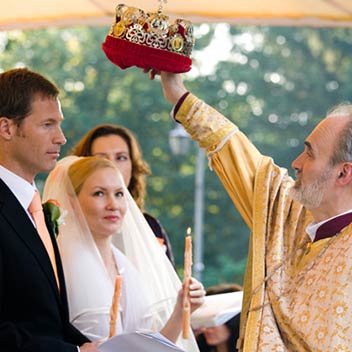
xmin=336 ymin=162 xmax=352 ymax=186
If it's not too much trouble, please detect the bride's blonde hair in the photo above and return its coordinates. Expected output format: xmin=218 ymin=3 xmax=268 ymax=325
xmin=68 ymin=156 xmax=118 ymax=195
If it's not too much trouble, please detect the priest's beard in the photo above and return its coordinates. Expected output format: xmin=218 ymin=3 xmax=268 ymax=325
xmin=289 ymin=168 xmax=333 ymax=209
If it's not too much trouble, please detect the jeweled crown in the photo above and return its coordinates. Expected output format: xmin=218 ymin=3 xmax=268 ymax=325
xmin=109 ymin=3 xmax=194 ymax=58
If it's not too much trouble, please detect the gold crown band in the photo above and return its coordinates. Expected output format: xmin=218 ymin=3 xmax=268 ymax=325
xmin=109 ymin=4 xmax=194 ymax=57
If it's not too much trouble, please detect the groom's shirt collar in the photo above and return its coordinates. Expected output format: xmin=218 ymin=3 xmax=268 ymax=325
xmin=0 ymin=164 xmax=36 ymax=214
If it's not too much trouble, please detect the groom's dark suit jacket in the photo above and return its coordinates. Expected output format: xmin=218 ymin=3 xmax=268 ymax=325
xmin=0 ymin=179 xmax=89 ymax=351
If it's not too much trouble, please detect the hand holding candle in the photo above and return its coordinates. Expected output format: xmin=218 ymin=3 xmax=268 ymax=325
xmin=182 ymin=227 xmax=192 ymax=339
xmin=109 ymin=275 xmax=122 ymax=338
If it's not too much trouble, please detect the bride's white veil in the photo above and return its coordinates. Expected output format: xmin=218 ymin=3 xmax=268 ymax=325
xmin=43 ymin=155 xmax=199 ymax=351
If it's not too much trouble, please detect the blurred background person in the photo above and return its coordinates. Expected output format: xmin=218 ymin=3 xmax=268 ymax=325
xmin=196 ymin=283 xmax=242 ymax=352
xmin=70 ymin=124 xmax=175 ymax=266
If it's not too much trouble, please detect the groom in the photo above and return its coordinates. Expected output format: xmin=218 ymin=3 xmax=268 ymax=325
xmin=0 ymin=68 xmax=99 ymax=351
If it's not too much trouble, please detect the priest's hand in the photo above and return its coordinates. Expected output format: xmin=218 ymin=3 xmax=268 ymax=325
xmin=145 ymin=69 xmax=188 ymax=106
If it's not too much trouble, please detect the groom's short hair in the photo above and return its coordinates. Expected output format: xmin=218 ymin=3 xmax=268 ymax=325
xmin=0 ymin=67 xmax=59 ymax=125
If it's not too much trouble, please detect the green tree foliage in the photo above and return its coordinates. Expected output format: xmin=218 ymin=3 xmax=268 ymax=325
xmin=1 ymin=24 xmax=352 ymax=288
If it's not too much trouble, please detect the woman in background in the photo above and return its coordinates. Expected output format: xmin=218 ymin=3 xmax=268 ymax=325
xmin=196 ymin=283 xmax=242 ymax=352
xmin=70 ymin=124 xmax=175 ymax=266
xmin=43 ymin=156 xmax=203 ymax=351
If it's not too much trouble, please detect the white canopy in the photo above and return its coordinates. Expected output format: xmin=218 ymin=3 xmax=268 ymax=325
xmin=1 ymin=0 xmax=352 ymax=30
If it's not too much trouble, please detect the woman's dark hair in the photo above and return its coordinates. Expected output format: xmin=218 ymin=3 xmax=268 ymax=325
xmin=70 ymin=124 xmax=150 ymax=209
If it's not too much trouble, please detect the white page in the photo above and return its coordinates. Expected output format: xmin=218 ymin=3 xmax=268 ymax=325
xmin=191 ymin=291 xmax=243 ymax=329
xmin=98 ymin=331 xmax=184 ymax=352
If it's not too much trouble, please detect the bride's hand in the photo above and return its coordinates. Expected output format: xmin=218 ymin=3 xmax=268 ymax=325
xmin=188 ymin=277 xmax=205 ymax=312
xmin=80 ymin=342 xmax=100 ymax=351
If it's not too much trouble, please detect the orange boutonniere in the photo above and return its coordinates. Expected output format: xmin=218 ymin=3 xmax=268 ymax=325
xmin=42 ymin=199 xmax=61 ymax=237
xmin=156 ymin=237 xmax=165 ymax=246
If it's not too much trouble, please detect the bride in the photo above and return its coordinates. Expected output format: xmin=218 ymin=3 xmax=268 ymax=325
xmin=43 ymin=155 xmax=204 ymax=351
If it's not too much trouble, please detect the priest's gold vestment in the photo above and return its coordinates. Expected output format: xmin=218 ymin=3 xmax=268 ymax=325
xmin=177 ymin=94 xmax=352 ymax=352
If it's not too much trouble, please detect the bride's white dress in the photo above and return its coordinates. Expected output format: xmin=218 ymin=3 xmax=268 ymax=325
xmin=71 ymin=246 xmax=152 ymax=341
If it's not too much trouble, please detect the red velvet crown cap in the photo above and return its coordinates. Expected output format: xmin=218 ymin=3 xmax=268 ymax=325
xmin=102 ymin=35 xmax=192 ymax=73
xmin=101 ymin=3 xmax=194 ymax=74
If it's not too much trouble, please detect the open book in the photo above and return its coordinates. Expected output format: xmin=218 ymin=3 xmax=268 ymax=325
xmin=191 ymin=291 xmax=243 ymax=329
xmin=98 ymin=331 xmax=184 ymax=352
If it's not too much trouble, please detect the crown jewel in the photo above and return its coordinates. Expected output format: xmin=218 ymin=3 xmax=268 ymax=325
xmin=102 ymin=2 xmax=194 ymax=73
xmin=110 ymin=3 xmax=194 ymax=57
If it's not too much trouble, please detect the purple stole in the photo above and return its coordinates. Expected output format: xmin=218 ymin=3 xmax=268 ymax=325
xmin=314 ymin=212 xmax=352 ymax=242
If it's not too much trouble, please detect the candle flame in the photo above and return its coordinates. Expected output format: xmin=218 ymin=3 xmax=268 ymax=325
xmin=186 ymin=227 xmax=192 ymax=236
